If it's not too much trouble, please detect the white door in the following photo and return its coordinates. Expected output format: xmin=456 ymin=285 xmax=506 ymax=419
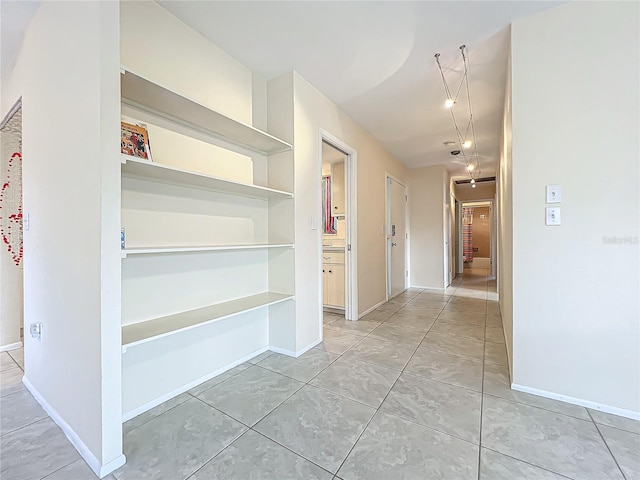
xmin=387 ymin=177 xmax=406 ymax=298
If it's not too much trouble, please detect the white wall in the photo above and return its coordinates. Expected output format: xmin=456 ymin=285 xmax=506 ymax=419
xmin=510 ymin=1 xmax=639 ymax=415
xmin=270 ymin=72 xmax=407 ymax=351
xmin=2 ymin=1 xmax=124 ymax=475
xmin=120 ymin=1 xmax=252 ymax=125
xmin=408 ymin=165 xmax=448 ymax=289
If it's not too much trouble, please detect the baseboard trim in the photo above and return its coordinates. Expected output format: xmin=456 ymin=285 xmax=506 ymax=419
xmin=360 ymin=300 xmax=386 ymax=317
xmin=511 ymin=382 xmax=640 ymax=421
xmin=22 ymin=376 xmax=126 ymax=478
xmin=0 ymin=341 xmax=22 ymax=352
xmin=269 ymin=338 xmax=321 ymax=358
xmin=123 ymin=346 xmax=269 ymax=422
xmin=410 ymin=285 xmax=446 ymax=291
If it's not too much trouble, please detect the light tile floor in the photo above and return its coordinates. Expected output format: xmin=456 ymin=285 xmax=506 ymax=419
xmin=2 ymin=270 xmax=639 ymax=479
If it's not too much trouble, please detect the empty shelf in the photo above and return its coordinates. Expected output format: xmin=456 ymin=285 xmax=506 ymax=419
xmin=122 ymin=292 xmax=293 ymax=351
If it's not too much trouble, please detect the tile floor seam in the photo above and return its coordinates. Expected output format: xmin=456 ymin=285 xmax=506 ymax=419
xmin=417 ymin=343 xmax=484 ymax=363
xmin=332 ymin=403 xmax=378 ymax=477
xmin=480 ymin=392 xmax=591 ymax=422
xmin=376 ymin=407 xmax=481 ymax=447
xmin=586 ymin=408 xmax=629 ymax=480
xmin=479 ymin=446 xmax=575 ymax=479
xmin=399 ymin=368 xmax=483 ymax=394
xmin=194 ymin=374 xmax=306 ymax=429
xmin=246 ymin=428 xmax=335 ymax=478
xmin=183 ymin=428 xmax=267 ymax=480
xmin=1 ymin=416 xmax=49 ymax=438
xmin=591 ymin=420 xmax=640 ymax=436
xmin=37 ymin=459 xmax=79 ymax=480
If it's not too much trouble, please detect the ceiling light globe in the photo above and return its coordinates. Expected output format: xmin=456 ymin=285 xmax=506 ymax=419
xmin=470 ymin=179 xmax=476 ymax=185
xmin=463 ymin=140 xmax=472 ymax=149
xmin=471 ymin=183 xmax=476 ymax=188
xmin=444 ymin=99 xmax=454 ymax=108
xmin=467 ymin=165 xmax=474 ymax=171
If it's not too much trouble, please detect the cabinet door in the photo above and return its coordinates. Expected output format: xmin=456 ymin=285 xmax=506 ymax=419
xmin=326 ymin=264 xmax=345 ymax=307
xmin=331 ymin=162 xmax=345 ymax=216
xmin=322 ymin=267 xmax=329 ymax=305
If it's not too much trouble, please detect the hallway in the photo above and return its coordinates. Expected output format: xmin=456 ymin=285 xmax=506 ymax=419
xmin=1 ymin=270 xmax=639 ymax=479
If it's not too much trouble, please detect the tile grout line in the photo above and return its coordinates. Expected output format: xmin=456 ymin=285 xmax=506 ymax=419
xmin=480 ymin=446 xmax=575 ymax=480
xmin=586 ymin=408 xmax=629 ymax=480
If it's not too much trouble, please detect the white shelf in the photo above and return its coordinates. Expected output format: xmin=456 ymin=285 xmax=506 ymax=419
xmin=121 ymin=243 xmax=293 ymax=258
xmin=122 ymin=292 xmax=293 ymax=351
xmin=120 ymin=69 xmax=292 ymax=155
xmin=121 ymin=155 xmax=293 ymax=200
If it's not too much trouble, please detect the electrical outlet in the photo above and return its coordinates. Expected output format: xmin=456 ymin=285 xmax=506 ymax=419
xmin=30 ymin=322 xmax=42 ymax=340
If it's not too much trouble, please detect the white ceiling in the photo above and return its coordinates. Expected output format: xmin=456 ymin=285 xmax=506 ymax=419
xmin=2 ymin=1 xmax=563 ymax=177
xmin=158 ymin=1 xmax=563 ymax=177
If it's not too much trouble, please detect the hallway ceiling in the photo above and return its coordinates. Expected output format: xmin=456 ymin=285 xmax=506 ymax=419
xmin=158 ymin=1 xmax=563 ymax=178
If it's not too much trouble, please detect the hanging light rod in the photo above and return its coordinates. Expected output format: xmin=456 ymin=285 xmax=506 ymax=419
xmin=435 ymin=45 xmax=482 ymax=182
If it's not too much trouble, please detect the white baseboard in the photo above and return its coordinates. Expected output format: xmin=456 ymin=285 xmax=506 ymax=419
xmin=511 ymin=383 xmax=640 ymax=421
xmin=22 ymin=376 xmax=126 ymax=478
xmin=269 ymin=338 xmax=321 ymax=358
xmin=0 ymin=341 xmax=22 ymax=352
xmin=122 ymin=346 xmax=269 ymax=422
xmin=409 ymin=285 xmax=446 ymax=291
xmin=360 ymin=300 xmax=386 ymax=317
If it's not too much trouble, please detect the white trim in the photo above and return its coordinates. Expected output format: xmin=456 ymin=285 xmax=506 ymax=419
xmin=511 ymin=383 xmax=640 ymax=421
xmin=22 ymin=376 xmax=126 ymax=478
xmin=319 ymin=130 xmax=358 ymax=321
xmin=0 ymin=341 xmax=23 ymax=352
xmin=360 ymin=300 xmax=386 ymax=317
xmin=270 ymin=338 xmax=321 ymax=358
xmin=122 ymin=346 xmax=268 ymax=421
xmin=410 ymin=285 xmax=447 ymax=291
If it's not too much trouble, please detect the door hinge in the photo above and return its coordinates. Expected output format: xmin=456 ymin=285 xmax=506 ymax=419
xmin=347 ymin=244 xmax=351 ymax=251
xmin=405 ymin=195 xmax=408 ymax=202
xmin=405 ymin=233 xmax=408 ymax=239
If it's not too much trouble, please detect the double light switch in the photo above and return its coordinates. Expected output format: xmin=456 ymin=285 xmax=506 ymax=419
xmin=545 ymin=184 xmax=562 ymax=226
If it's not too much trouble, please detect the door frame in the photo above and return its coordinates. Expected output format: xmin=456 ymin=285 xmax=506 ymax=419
xmin=319 ymin=129 xmax=358 ymax=321
xmin=385 ymin=173 xmax=407 ymax=301
xmin=458 ymin=199 xmax=495 ymax=275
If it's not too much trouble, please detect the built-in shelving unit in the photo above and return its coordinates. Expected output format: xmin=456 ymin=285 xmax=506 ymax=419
xmin=119 ymin=67 xmax=295 ymax=417
xmin=122 ymin=292 xmax=294 ymax=351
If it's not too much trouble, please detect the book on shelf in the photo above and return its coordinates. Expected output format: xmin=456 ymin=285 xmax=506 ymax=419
xmin=121 ymin=121 xmax=153 ymax=161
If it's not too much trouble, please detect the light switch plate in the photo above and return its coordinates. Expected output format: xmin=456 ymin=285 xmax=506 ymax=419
xmin=546 ymin=207 xmax=561 ymax=226
xmin=546 ymin=184 xmax=561 ymax=203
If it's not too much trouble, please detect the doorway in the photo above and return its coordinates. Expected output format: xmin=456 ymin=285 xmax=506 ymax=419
xmin=460 ymin=201 xmax=493 ymax=272
xmin=386 ymin=175 xmax=407 ymax=299
xmin=319 ymin=131 xmax=357 ymax=321
xmin=0 ymin=100 xmax=24 ymax=352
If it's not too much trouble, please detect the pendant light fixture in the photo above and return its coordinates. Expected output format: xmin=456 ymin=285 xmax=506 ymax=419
xmin=435 ymin=45 xmax=481 ymax=185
